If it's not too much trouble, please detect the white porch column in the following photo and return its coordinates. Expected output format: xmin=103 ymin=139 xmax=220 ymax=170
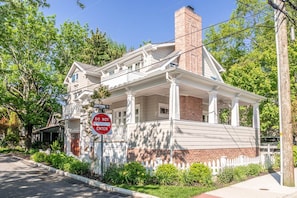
xmin=253 ymin=103 xmax=260 ymax=129
xmin=208 ymin=91 xmax=218 ymax=124
xmin=231 ymin=96 xmax=240 ymax=126
xmin=169 ymin=79 xmax=180 ymax=120
xmin=126 ymin=90 xmax=135 ymax=124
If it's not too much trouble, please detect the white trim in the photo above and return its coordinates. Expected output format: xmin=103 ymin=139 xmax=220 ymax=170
xmin=158 ymin=103 xmax=169 ymax=118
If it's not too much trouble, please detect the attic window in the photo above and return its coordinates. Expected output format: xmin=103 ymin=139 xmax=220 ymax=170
xmin=71 ymin=73 xmax=78 ymax=82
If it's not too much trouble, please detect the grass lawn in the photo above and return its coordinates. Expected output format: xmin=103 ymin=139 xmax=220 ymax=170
xmin=117 ymin=184 xmax=217 ymax=198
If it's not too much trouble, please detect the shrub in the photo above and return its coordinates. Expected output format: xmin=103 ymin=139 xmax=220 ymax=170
xmin=246 ymin=164 xmax=262 ymax=176
xmin=233 ymin=166 xmax=248 ymax=181
xmin=217 ymin=167 xmax=234 ymax=184
xmin=121 ymin=162 xmax=147 ymax=185
xmin=47 ymin=153 xmax=72 ymax=169
xmin=30 ymin=152 xmax=48 ymax=163
xmin=155 ymin=164 xmax=179 ymax=185
xmin=50 ymin=140 xmax=62 ymax=153
xmin=103 ymin=164 xmax=125 ymax=185
xmin=63 ymin=160 xmax=90 ymax=175
xmin=187 ymin=163 xmax=212 ymax=186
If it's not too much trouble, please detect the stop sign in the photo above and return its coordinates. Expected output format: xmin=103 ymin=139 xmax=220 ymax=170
xmin=91 ymin=113 xmax=111 ymax=135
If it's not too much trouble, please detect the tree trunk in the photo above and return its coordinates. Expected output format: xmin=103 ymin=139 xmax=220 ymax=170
xmin=25 ymin=123 xmax=33 ymax=150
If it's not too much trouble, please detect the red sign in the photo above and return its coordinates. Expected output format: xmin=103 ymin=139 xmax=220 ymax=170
xmin=91 ymin=113 xmax=111 ymax=135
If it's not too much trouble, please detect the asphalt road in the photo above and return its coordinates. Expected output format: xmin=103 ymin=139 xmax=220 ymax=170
xmin=0 ymin=154 xmax=131 ymax=198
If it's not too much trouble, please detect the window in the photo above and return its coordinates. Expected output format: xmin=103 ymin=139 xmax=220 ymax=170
xmin=114 ymin=108 xmax=126 ymax=125
xmin=158 ymin=103 xmax=169 ymax=118
xmin=135 ymin=104 xmax=140 ymax=122
xmin=71 ymin=73 xmax=78 ymax=82
xmin=113 ymin=105 xmax=140 ymax=125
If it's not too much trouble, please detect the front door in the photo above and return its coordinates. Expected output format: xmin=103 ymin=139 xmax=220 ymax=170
xmin=71 ymin=133 xmax=80 ymax=156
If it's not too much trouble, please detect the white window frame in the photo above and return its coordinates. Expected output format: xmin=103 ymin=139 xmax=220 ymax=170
xmin=71 ymin=73 xmax=78 ymax=82
xmin=113 ymin=104 xmax=140 ymax=125
xmin=158 ymin=103 xmax=169 ymax=118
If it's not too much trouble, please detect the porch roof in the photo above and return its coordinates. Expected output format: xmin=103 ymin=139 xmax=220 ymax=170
xmin=102 ymin=67 xmax=266 ymax=106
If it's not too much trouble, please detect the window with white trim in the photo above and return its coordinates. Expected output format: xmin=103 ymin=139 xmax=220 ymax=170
xmin=71 ymin=73 xmax=78 ymax=82
xmin=158 ymin=103 xmax=169 ymax=118
xmin=113 ymin=105 xmax=140 ymax=125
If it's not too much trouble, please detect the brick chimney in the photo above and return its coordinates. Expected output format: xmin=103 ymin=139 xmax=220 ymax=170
xmin=175 ymin=6 xmax=202 ymax=75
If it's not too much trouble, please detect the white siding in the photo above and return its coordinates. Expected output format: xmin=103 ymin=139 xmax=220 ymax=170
xmin=126 ymin=120 xmax=257 ymax=151
xmin=127 ymin=121 xmax=172 ymax=149
xmin=174 ymin=120 xmax=256 ymax=150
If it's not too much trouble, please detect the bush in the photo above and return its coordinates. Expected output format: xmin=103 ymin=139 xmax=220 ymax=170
xmin=30 ymin=152 xmax=48 ymax=163
xmin=121 ymin=162 xmax=147 ymax=185
xmin=246 ymin=164 xmax=262 ymax=176
xmin=48 ymin=153 xmax=73 ymax=169
xmin=217 ymin=167 xmax=234 ymax=184
xmin=155 ymin=164 xmax=179 ymax=185
xmin=50 ymin=140 xmax=62 ymax=153
xmin=103 ymin=164 xmax=125 ymax=185
xmin=187 ymin=163 xmax=212 ymax=186
xmin=233 ymin=166 xmax=248 ymax=181
xmin=63 ymin=160 xmax=90 ymax=175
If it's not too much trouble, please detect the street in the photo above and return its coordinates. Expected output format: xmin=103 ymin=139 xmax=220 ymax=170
xmin=0 ymin=154 xmax=131 ymax=198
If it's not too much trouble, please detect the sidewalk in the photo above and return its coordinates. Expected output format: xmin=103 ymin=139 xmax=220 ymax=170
xmin=195 ymin=169 xmax=297 ymax=198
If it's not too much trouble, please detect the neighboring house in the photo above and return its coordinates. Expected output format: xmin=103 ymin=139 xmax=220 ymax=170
xmin=63 ymin=6 xmax=265 ymax=166
xmin=33 ymin=113 xmax=64 ymax=145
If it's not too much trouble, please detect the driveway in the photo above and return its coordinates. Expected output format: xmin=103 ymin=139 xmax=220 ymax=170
xmin=0 ymin=154 xmax=131 ymax=198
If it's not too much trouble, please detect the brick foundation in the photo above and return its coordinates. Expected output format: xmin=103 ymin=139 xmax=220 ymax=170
xmin=127 ymin=147 xmax=258 ymax=163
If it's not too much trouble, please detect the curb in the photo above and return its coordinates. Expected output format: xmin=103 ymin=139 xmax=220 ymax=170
xmin=12 ymin=155 xmax=158 ymax=198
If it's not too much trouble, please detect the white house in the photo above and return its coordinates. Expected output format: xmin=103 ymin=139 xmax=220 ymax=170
xmin=62 ymin=6 xmax=265 ymax=167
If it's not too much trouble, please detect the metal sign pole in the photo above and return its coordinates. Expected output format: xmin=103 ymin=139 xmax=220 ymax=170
xmin=101 ymin=134 xmax=103 ymax=175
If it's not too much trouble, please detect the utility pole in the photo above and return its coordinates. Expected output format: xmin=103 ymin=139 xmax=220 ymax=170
xmin=273 ymin=0 xmax=295 ymax=187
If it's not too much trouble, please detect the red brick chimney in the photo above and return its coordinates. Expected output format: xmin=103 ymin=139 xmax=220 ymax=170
xmin=175 ymin=6 xmax=203 ymax=75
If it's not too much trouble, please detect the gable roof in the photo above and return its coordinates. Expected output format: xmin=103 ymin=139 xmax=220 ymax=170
xmin=63 ymin=62 xmax=101 ymax=84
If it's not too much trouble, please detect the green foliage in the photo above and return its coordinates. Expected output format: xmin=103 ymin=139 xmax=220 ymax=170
xmin=246 ymin=164 xmax=262 ymax=176
xmin=103 ymin=163 xmax=125 ymax=185
xmin=63 ymin=160 xmax=90 ymax=175
xmin=103 ymin=162 xmax=147 ymax=185
xmin=217 ymin=167 xmax=234 ymax=184
xmin=121 ymin=162 xmax=147 ymax=185
xmin=31 ymin=152 xmax=90 ymax=175
xmin=47 ymin=153 xmax=71 ymax=169
xmin=1 ymin=132 xmax=20 ymax=147
xmin=30 ymin=151 xmax=48 ymax=163
xmin=233 ymin=166 xmax=248 ymax=181
xmin=155 ymin=164 xmax=179 ymax=185
xmin=50 ymin=140 xmax=62 ymax=153
xmin=186 ymin=163 xmax=213 ymax=186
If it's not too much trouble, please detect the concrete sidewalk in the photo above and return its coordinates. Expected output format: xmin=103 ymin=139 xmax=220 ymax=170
xmin=195 ymin=169 xmax=297 ymax=198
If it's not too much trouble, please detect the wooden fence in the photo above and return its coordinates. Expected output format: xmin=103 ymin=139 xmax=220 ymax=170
xmin=141 ymin=154 xmax=274 ymax=176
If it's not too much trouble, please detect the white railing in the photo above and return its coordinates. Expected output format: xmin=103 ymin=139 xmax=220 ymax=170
xmin=141 ymin=155 xmax=273 ymax=176
xmin=63 ymin=104 xmax=81 ymax=119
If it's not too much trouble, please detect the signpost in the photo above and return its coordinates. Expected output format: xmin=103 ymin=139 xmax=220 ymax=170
xmin=91 ymin=113 xmax=111 ymax=175
xmin=91 ymin=113 xmax=111 ymax=135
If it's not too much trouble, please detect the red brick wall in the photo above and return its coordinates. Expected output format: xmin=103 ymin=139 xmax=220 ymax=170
xmin=175 ymin=6 xmax=202 ymax=75
xmin=180 ymin=96 xmax=203 ymax=121
xmin=127 ymin=147 xmax=257 ymax=163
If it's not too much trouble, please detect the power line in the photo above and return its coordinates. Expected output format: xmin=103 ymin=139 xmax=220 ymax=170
xmin=67 ymin=20 xmax=273 ymax=95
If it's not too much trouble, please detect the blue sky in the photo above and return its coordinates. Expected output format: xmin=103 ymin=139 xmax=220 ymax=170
xmin=42 ymin=0 xmax=237 ymax=49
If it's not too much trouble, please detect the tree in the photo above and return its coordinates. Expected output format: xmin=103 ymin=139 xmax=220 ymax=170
xmin=53 ymin=21 xmax=89 ymax=76
xmin=204 ymin=0 xmax=282 ymax=135
xmin=0 ymin=1 xmax=61 ymax=149
xmin=80 ymin=28 xmax=126 ymax=66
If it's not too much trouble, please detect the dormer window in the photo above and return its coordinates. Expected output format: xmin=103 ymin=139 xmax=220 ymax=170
xmin=71 ymin=73 xmax=78 ymax=82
